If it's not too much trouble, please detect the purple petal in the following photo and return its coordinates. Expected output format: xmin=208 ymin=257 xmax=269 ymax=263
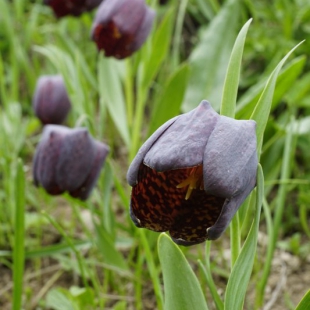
xmin=144 ymin=100 xmax=220 ymax=172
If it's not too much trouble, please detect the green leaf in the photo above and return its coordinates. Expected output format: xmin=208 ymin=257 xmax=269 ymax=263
xmin=224 ymin=165 xmax=264 ymax=310
xmin=183 ymin=0 xmax=240 ymax=112
xmin=220 ymin=19 xmax=252 ymax=117
xmin=250 ymin=41 xmax=304 ymax=153
xmin=94 ymin=223 xmax=130 ymax=273
xmin=46 ymin=288 xmax=78 ymax=310
xmin=139 ymin=9 xmax=174 ymax=90
xmin=294 ymin=289 xmax=310 ymax=310
xmin=12 ymin=159 xmax=26 ymax=310
xmin=237 ymin=55 xmax=306 ymax=119
xmin=158 ymin=234 xmax=208 ymax=310
xmin=148 ymin=63 xmax=190 ymax=135
xmin=98 ymin=56 xmax=130 ymax=147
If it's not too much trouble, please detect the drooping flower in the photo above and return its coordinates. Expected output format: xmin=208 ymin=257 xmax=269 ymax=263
xmin=91 ymin=0 xmax=155 ymax=59
xmin=32 ymin=75 xmax=71 ymax=125
xmin=33 ymin=125 xmax=109 ymax=200
xmin=127 ymin=100 xmax=258 ymax=245
xmin=44 ymin=0 xmax=103 ymax=18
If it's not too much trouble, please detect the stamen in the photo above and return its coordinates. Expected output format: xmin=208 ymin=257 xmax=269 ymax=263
xmin=176 ymin=165 xmax=204 ymax=200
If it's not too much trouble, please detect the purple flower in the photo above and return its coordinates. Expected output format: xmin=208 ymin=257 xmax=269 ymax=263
xmin=33 ymin=75 xmax=71 ymax=125
xmin=33 ymin=125 xmax=109 ymax=200
xmin=44 ymin=0 xmax=103 ymax=18
xmin=127 ymin=100 xmax=258 ymax=245
xmin=91 ymin=0 xmax=155 ymax=59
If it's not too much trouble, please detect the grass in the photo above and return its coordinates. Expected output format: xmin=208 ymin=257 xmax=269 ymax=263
xmin=0 ymin=0 xmax=310 ymax=309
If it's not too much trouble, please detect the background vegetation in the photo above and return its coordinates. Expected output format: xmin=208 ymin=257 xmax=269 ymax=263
xmin=0 ymin=0 xmax=310 ymax=309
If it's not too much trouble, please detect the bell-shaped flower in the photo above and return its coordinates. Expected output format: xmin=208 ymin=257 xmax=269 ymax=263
xmin=44 ymin=0 xmax=103 ymax=18
xmin=127 ymin=100 xmax=258 ymax=245
xmin=33 ymin=75 xmax=71 ymax=125
xmin=33 ymin=125 xmax=109 ymax=200
xmin=91 ymin=0 xmax=155 ymax=59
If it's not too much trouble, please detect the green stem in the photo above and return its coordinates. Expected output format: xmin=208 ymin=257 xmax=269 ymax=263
xmin=230 ymin=213 xmax=240 ymax=268
xmin=255 ymin=115 xmax=295 ymax=307
xmin=130 ymin=87 xmax=147 ymax=161
xmin=171 ymin=0 xmax=188 ymax=69
xmin=139 ymin=230 xmax=164 ymax=309
xmin=125 ymin=59 xmax=134 ymax=131
xmin=12 ymin=160 xmax=25 ymax=310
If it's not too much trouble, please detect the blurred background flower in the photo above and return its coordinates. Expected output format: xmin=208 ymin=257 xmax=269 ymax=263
xmin=44 ymin=0 xmax=103 ymax=18
xmin=32 ymin=75 xmax=71 ymax=125
xmin=33 ymin=125 xmax=109 ymax=200
xmin=91 ymin=0 xmax=155 ymax=59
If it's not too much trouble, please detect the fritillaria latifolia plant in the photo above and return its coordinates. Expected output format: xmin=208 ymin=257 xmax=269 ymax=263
xmin=32 ymin=75 xmax=71 ymax=125
xmin=91 ymin=0 xmax=155 ymax=59
xmin=33 ymin=125 xmax=109 ymax=200
xmin=127 ymin=100 xmax=258 ymax=245
xmin=44 ymin=0 xmax=103 ymax=18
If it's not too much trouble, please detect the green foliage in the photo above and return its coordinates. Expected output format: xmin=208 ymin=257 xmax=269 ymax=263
xmin=158 ymin=234 xmax=209 ymax=310
xmin=1 ymin=0 xmax=310 ymax=309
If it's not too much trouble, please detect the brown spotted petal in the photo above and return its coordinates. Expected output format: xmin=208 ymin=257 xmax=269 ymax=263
xmin=91 ymin=0 xmax=155 ymax=59
xmin=127 ymin=100 xmax=258 ymax=246
xmin=33 ymin=125 xmax=109 ymax=200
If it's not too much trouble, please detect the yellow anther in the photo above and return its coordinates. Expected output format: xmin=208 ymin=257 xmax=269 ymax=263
xmin=176 ymin=165 xmax=204 ymax=200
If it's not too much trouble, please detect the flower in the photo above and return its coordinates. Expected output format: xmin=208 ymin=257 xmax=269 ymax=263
xmin=127 ymin=100 xmax=258 ymax=245
xmin=33 ymin=125 xmax=109 ymax=200
xmin=32 ymin=75 xmax=71 ymax=125
xmin=91 ymin=0 xmax=155 ymax=59
xmin=44 ymin=0 xmax=103 ymax=18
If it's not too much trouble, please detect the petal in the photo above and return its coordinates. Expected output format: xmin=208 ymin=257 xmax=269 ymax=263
xmin=69 ymin=141 xmax=109 ymax=200
xmin=203 ymin=116 xmax=257 ymax=198
xmin=169 ymin=191 xmax=225 ymax=245
xmin=130 ymin=164 xmax=225 ymax=244
xmin=127 ymin=117 xmax=177 ymax=186
xmin=144 ymin=100 xmax=220 ymax=172
xmin=206 ymin=172 xmax=257 ymax=240
xmin=130 ymin=164 xmax=186 ymax=232
xmin=33 ymin=125 xmax=70 ymax=195
xmin=130 ymin=5 xmax=155 ymax=52
xmin=56 ymin=128 xmax=96 ymax=192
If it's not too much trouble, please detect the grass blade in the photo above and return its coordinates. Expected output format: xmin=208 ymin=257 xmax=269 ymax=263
xmin=220 ymin=18 xmax=252 ymax=118
xmin=12 ymin=159 xmax=26 ymax=310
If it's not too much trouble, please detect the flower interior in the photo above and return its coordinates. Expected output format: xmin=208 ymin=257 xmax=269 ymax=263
xmin=176 ymin=165 xmax=204 ymax=200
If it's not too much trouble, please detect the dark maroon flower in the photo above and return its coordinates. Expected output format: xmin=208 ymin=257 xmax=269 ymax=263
xmin=33 ymin=75 xmax=71 ymax=125
xmin=91 ymin=0 xmax=155 ymax=59
xmin=33 ymin=125 xmax=109 ymax=200
xmin=44 ymin=0 xmax=103 ymax=18
xmin=127 ymin=100 xmax=258 ymax=245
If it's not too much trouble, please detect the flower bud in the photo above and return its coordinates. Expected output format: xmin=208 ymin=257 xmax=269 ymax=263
xmin=127 ymin=100 xmax=258 ymax=245
xmin=33 ymin=125 xmax=109 ymax=200
xmin=33 ymin=75 xmax=71 ymax=125
xmin=44 ymin=0 xmax=103 ymax=18
xmin=91 ymin=0 xmax=155 ymax=59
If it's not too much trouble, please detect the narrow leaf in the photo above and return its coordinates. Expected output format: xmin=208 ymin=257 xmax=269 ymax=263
xmin=12 ymin=159 xmax=26 ymax=310
xmin=220 ymin=18 xmax=252 ymax=117
xmin=295 ymin=289 xmax=310 ymax=310
xmin=183 ymin=0 xmax=240 ymax=112
xmin=98 ymin=56 xmax=130 ymax=146
xmin=224 ymin=165 xmax=264 ymax=310
xmin=250 ymin=41 xmax=304 ymax=152
xmin=148 ymin=64 xmax=190 ymax=136
xmin=158 ymin=234 xmax=208 ymax=310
